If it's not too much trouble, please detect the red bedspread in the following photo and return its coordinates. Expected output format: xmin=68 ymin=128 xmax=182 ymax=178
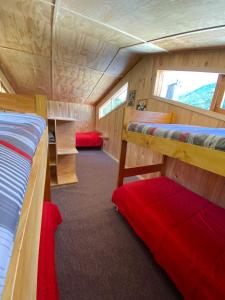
xmin=37 ymin=202 xmax=62 ymax=300
xmin=112 ymin=177 xmax=225 ymax=300
xmin=76 ymin=131 xmax=103 ymax=147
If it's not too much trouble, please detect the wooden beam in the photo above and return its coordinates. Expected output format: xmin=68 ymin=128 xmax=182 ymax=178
xmin=123 ymin=164 xmax=163 ymax=177
xmin=123 ymin=130 xmax=225 ymax=178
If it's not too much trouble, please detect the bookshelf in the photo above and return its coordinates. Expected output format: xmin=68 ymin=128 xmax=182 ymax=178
xmin=48 ymin=118 xmax=78 ymax=186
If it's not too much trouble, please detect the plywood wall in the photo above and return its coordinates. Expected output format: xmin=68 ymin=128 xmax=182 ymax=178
xmin=48 ymin=100 xmax=95 ymax=132
xmin=96 ymin=49 xmax=225 ymax=207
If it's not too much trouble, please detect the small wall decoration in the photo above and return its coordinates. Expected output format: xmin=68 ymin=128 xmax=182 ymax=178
xmin=127 ymin=90 xmax=136 ymax=107
xmin=136 ymin=99 xmax=147 ymax=111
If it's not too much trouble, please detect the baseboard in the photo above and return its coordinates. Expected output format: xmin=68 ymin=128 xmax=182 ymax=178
xmin=103 ymin=149 xmax=147 ymax=181
xmin=102 ymin=149 xmax=119 ymax=163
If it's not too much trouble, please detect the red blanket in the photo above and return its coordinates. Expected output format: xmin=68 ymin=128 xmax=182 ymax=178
xmin=76 ymin=131 xmax=103 ymax=147
xmin=37 ymin=202 xmax=62 ymax=300
xmin=112 ymin=177 xmax=225 ymax=300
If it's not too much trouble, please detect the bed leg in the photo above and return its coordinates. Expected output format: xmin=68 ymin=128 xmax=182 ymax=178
xmin=161 ymin=155 xmax=168 ymax=176
xmin=117 ymin=140 xmax=127 ymax=187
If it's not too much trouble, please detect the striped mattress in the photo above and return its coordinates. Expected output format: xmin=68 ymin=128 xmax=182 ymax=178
xmin=0 ymin=112 xmax=46 ymax=298
xmin=127 ymin=123 xmax=225 ymax=151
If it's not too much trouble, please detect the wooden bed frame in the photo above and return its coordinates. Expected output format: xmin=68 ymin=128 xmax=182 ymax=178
xmin=118 ymin=107 xmax=225 ymax=186
xmin=0 ymin=93 xmax=50 ymax=300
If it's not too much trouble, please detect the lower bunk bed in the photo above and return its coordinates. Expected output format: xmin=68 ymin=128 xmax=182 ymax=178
xmin=76 ymin=131 xmax=103 ymax=148
xmin=114 ymin=107 xmax=225 ymax=299
xmin=112 ymin=176 xmax=225 ymax=299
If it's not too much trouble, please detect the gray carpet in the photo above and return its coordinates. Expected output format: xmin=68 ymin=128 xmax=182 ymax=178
xmin=52 ymin=150 xmax=182 ymax=300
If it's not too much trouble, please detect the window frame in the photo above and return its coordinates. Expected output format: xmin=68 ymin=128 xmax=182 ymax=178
xmin=210 ymin=74 xmax=225 ymax=114
xmin=154 ymin=69 xmax=225 ymax=115
xmin=99 ymin=83 xmax=128 ymax=119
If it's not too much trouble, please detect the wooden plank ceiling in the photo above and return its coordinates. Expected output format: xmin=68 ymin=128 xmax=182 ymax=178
xmin=0 ymin=0 xmax=225 ymax=104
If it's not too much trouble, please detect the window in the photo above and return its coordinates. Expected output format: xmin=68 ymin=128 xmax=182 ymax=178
xmin=154 ymin=70 xmax=219 ymax=110
xmin=99 ymin=83 xmax=128 ymax=118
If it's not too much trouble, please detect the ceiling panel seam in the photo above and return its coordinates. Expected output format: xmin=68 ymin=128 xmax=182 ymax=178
xmin=61 ymin=6 xmax=147 ymax=43
xmin=85 ymin=48 xmax=121 ymax=103
xmin=0 ymin=45 xmax=121 ymax=74
xmin=52 ymin=0 xmax=62 ymax=99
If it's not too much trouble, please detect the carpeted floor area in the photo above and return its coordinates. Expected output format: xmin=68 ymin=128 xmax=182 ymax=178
xmin=52 ymin=150 xmax=182 ymax=300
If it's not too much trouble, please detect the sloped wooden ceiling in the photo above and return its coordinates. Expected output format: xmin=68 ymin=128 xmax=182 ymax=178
xmin=0 ymin=0 xmax=225 ymax=104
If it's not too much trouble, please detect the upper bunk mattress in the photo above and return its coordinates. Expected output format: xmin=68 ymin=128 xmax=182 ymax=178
xmin=0 ymin=112 xmax=46 ymax=297
xmin=127 ymin=123 xmax=225 ymax=152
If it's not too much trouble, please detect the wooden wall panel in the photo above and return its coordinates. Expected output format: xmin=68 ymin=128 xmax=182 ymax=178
xmin=96 ymin=49 xmax=225 ymax=206
xmin=165 ymin=159 xmax=225 ymax=208
xmin=48 ymin=100 xmax=95 ymax=132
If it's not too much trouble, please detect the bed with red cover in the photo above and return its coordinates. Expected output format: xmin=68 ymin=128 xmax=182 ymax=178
xmin=37 ymin=202 xmax=62 ymax=300
xmin=76 ymin=131 xmax=103 ymax=148
xmin=112 ymin=176 xmax=225 ymax=300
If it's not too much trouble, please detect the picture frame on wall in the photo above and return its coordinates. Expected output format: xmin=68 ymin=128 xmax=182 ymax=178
xmin=127 ymin=90 xmax=136 ymax=107
xmin=136 ymin=99 xmax=147 ymax=111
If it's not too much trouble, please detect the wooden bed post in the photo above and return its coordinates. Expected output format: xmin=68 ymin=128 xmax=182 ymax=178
xmin=35 ymin=95 xmax=47 ymax=119
xmin=161 ymin=155 xmax=168 ymax=176
xmin=35 ymin=95 xmax=51 ymax=200
xmin=117 ymin=140 xmax=128 ymax=187
xmin=116 ymin=107 xmax=177 ymax=187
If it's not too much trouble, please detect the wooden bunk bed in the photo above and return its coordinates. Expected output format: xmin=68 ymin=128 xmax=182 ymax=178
xmin=0 ymin=93 xmax=50 ymax=300
xmin=114 ymin=106 xmax=225 ymax=299
xmin=118 ymin=106 xmax=225 ymax=186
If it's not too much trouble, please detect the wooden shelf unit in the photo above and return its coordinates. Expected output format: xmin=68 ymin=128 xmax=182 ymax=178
xmin=48 ymin=118 xmax=78 ymax=186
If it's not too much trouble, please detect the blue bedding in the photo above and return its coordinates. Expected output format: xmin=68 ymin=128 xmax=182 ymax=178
xmin=0 ymin=112 xmax=46 ymax=298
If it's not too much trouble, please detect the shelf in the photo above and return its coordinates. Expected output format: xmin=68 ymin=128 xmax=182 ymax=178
xmin=48 ymin=117 xmax=77 ymax=121
xmin=57 ymin=148 xmax=78 ymax=155
xmin=101 ymin=135 xmax=109 ymax=140
xmin=48 ymin=118 xmax=78 ymax=186
xmin=57 ymin=173 xmax=78 ymax=185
